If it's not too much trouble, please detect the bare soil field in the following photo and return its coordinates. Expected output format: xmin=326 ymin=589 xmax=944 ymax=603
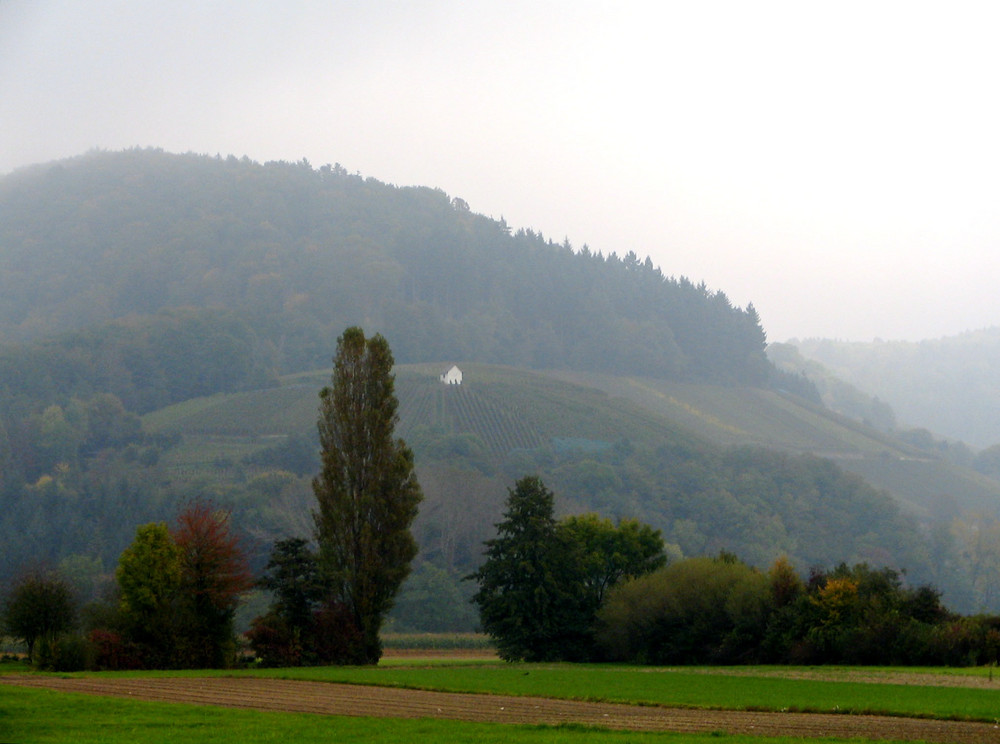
xmin=3 ymin=674 xmax=1000 ymax=743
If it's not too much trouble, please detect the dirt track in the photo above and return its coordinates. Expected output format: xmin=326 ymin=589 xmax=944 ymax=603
xmin=4 ymin=674 xmax=1000 ymax=742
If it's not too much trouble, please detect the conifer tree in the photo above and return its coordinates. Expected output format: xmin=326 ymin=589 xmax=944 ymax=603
xmin=312 ymin=327 xmax=422 ymax=664
xmin=469 ymin=476 xmax=591 ymax=661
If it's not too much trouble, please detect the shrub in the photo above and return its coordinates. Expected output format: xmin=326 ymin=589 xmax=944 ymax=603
xmin=36 ymin=633 xmax=93 ymax=672
xmin=246 ymin=613 xmax=304 ymax=668
xmin=597 ymin=555 xmax=769 ymax=664
xmin=88 ymin=629 xmax=144 ymax=671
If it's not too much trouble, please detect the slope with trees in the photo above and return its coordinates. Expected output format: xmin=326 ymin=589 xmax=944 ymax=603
xmin=0 ymin=149 xmax=771 ymax=386
xmin=3 ymin=147 xmax=997 ymax=641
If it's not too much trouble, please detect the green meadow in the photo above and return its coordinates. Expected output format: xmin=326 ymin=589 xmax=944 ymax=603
xmin=4 ymin=661 xmax=998 ymax=743
xmin=0 ymin=684 xmax=912 ymax=744
xmin=235 ymin=662 xmax=1000 ymax=722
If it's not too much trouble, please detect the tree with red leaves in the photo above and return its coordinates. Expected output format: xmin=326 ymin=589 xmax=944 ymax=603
xmin=171 ymin=501 xmax=253 ymax=668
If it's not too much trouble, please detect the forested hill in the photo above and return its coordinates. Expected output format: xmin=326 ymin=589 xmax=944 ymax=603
xmin=0 ymin=149 xmax=771 ymax=397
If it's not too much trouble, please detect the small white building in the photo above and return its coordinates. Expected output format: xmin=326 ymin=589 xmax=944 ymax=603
xmin=440 ymin=365 xmax=463 ymax=385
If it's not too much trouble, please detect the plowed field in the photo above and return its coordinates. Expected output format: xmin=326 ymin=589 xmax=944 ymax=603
xmin=3 ymin=675 xmax=999 ymax=742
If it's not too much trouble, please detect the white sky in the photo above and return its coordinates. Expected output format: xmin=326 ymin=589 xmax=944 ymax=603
xmin=2 ymin=1 xmax=999 ymax=342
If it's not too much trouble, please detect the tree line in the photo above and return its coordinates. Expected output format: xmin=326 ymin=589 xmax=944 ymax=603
xmin=5 ymin=329 xmax=997 ymax=671
xmin=9 ymin=474 xmax=999 ymax=670
xmin=472 ymin=477 xmax=1000 ymax=667
xmin=2 ymin=327 xmax=421 ymax=670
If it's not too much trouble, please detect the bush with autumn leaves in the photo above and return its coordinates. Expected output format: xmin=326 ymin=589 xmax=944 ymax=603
xmin=16 ymin=501 xmax=255 ymax=670
xmin=596 ymin=555 xmax=1000 ymax=666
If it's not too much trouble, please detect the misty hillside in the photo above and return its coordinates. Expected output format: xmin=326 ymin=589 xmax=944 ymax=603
xmin=134 ymin=365 xmax=951 ymax=607
xmin=792 ymin=330 xmax=1000 ymax=448
xmin=2 ymin=148 xmax=999 ymax=622
xmin=0 ymin=148 xmax=771 ymax=388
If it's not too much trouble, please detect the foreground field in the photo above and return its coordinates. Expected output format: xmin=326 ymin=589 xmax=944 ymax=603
xmin=3 ymin=673 xmax=1000 ymax=743
xmin=229 ymin=662 xmax=1000 ymax=721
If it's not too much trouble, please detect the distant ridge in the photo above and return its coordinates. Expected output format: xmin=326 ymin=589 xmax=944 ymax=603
xmin=0 ymin=148 xmax=772 ymax=386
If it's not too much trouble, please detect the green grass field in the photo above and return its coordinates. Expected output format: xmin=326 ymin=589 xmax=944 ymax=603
xmin=4 ymin=660 xmax=998 ymax=743
xmin=2 ymin=683 xmax=914 ymax=744
xmin=230 ymin=663 xmax=1000 ymax=722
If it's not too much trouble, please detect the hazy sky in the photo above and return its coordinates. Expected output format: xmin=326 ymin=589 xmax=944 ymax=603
xmin=3 ymin=1 xmax=998 ymax=342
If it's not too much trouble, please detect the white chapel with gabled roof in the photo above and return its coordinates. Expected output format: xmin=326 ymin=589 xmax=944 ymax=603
xmin=440 ymin=365 xmax=463 ymax=385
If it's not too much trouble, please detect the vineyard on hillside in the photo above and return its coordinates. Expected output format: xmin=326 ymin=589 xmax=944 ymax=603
xmin=396 ymin=374 xmax=546 ymax=458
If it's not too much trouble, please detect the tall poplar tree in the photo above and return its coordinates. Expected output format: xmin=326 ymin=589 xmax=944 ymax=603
xmin=313 ymin=327 xmax=422 ymax=664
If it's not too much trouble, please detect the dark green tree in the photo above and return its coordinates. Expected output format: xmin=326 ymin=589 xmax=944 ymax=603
xmin=312 ymin=327 xmax=423 ymax=664
xmin=258 ymin=537 xmax=324 ymax=632
xmin=559 ymin=514 xmax=666 ymax=606
xmin=3 ymin=569 xmax=76 ymax=663
xmin=248 ymin=537 xmax=325 ymax=666
xmin=469 ymin=476 xmax=591 ymax=661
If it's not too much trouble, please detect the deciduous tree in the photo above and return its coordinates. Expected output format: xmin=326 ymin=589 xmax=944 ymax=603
xmin=2 ymin=569 xmax=75 ymax=663
xmin=172 ymin=502 xmax=253 ymax=668
xmin=559 ymin=513 xmax=666 ymax=606
xmin=114 ymin=505 xmax=251 ymax=669
xmin=313 ymin=327 xmax=422 ymax=664
xmin=116 ymin=522 xmax=183 ymax=666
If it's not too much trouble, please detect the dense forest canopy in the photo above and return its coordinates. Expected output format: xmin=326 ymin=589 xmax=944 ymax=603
xmin=0 ymin=148 xmax=770 ymax=389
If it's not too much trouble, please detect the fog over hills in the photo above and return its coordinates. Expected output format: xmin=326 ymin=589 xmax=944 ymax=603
xmin=0 ymin=149 xmax=770 ymax=387
xmin=791 ymin=330 xmax=1000 ymax=449
xmin=1 ymin=149 xmax=998 ymax=619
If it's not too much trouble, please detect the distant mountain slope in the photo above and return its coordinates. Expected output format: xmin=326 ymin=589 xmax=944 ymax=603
xmin=0 ymin=148 xmax=770 ymax=386
xmin=144 ymin=364 xmax=703 ymax=459
xmin=140 ymin=364 xmax=940 ymax=589
xmin=546 ymin=370 xmax=1000 ymax=520
xmin=793 ymin=329 xmax=1000 ymax=448
xmin=767 ymin=342 xmax=897 ymax=432
xmin=140 ymin=361 xmax=1000 ymax=522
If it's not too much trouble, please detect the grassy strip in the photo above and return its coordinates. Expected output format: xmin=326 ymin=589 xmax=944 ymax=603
xmin=0 ymin=685 xmax=898 ymax=744
xmin=238 ymin=663 xmax=1000 ymax=723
